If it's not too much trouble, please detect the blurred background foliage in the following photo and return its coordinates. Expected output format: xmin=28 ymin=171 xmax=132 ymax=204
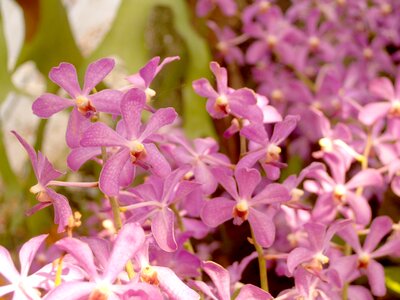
xmin=0 ymin=0 xmax=218 ymax=249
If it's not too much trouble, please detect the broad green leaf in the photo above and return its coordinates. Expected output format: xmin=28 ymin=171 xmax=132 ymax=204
xmin=385 ymin=266 xmax=400 ymax=296
xmin=16 ymin=0 xmax=83 ymax=84
xmin=90 ymin=0 xmax=215 ymax=138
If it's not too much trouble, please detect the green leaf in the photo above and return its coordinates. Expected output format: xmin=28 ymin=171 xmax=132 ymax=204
xmin=0 ymin=13 xmax=14 ymax=102
xmin=90 ymin=0 xmax=215 ymax=138
xmin=385 ymin=266 xmax=400 ymax=295
xmin=17 ymin=0 xmax=83 ymax=83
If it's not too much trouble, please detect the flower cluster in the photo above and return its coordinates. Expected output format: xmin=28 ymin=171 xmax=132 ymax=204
xmin=1 ymin=1 xmax=400 ymax=299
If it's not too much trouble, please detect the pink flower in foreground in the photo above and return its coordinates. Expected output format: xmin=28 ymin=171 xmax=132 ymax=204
xmin=12 ymin=131 xmax=72 ymax=232
xmin=0 ymin=234 xmax=48 ymax=300
xmin=45 ymin=223 xmax=156 ymax=300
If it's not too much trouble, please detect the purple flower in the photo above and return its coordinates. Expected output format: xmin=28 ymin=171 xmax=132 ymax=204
xmin=80 ymin=88 xmax=176 ymax=196
xmin=126 ymin=56 xmax=179 ymax=103
xmin=338 ymin=216 xmax=400 ymax=296
xmin=0 ymin=234 xmax=48 ymax=299
xmin=32 ymin=58 xmax=123 ymax=148
xmin=201 ymin=167 xmax=290 ymax=247
xmin=238 ymin=115 xmax=300 ymax=180
xmin=12 ymin=131 xmax=72 ymax=232
xmin=192 ymin=62 xmax=261 ymax=121
xmin=45 ymin=223 xmax=152 ymax=300
xmin=359 ymin=74 xmax=400 ymax=125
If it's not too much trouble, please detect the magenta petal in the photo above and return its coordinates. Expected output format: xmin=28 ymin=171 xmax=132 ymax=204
xmin=237 ymin=148 xmax=265 ymax=170
xmin=151 ymin=208 xmax=177 ymax=252
xmin=236 ymin=284 xmax=272 ymax=300
xmin=201 ymin=197 xmax=235 ymax=227
xmin=11 ymin=131 xmax=38 ymax=177
xmin=346 ymin=169 xmax=383 ymax=190
xmin=363 ymin=216 xmax=393 ymax=253
xmin=67 ymin=147 xmax=101 ymax=171
xmin=140 ymin=108 xmax=177 ymax=140
xmin=55 ymin=238 xmax=98 ymax=279
xmin=372 ymin=238 xmax=400 ymax=258
xmin=36 ymin=152 xmax=63 ymax=185
xmin=49 ymin=62 xmax=81 ymax=98
xmin=142 ymin=143 xmax=171 ymax=177
xmin=304 ymin=223 xmax=326 ymax=251
xmin=81 ymin=122 xmax=127 ymax=147
xmin=155 ymin=56 xmax=180 ymax=76
xmin=358 ymin=102 xmax=391 ymax=126
xmin=251 ymin=183 xmax=290 ymax=205
xmin=44 ymin=281 xmax=96 ymax=300
xmin=240 ymin=124 xmax=268 ymax=145
xmin=366 ymin=260 xmax=386 ymax=296
xmin=121 ymin=88 xmax=146 ymax=139
xmin=248 ymin=207 xmax=276 ymax=248
xmin=346 ymin=192 xmax=371 ymax=225
xmin=235 ymin=168 xmax=261 ymax=199
xmin=139 ymin=57 xmax=159 ymax=87
xmin=82 ymin=58 xmax=115 ymax=94
xmin=212 ymin=168 xmax=239 ymax=199
xmin=66 ymin=107 xmax=91 ymax=148
xmin=99 ymin=148 xmax=130 ymax=196
xmin=154 ymin=266 xmax=200 ymax=300
xmin=192 ymin=78 xmax=218 ymax=98
xmin=202 ymin=261 xmax=230 ymax=300
xmin=210 ymin=62 xmax=228 ymax=94
xmin=104 ymin=223 xmax=145 ymax=282
xmin=369 ymin=77 xmax=395 ymax=100
xmin=348 ymin=286 xmax=373 ymax=300
xmin=26 ymin=202 xmax=52 ymax=216
xmin=32 ymin=93 xmax=73 ymax=118
xmin=46 ymin=188 xmax=73 ymax=233
xmin=194 ymin=162 xmax=218 ymax=195
xmin=19 ymin=234 xmax=48 ymax=277
xmin=287 ymin=247 xmax=314 ymax=274
xmin=90 ymin=89 xmax=122 ymax=115
xmin=0 ymin=246 xmax=20 ymax=283
xmin=270 ymin=115 xmax=300 ymax=145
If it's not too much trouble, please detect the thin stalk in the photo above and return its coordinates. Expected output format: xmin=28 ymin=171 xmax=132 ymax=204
xmin=48 ymin=180 xmax=98 ymax=188
xmin=250 ymin=225 xmax=269 ymax=292
xmin=171 ymin=204 xmax=195 ymax=254
xmin=54 ymin=254 xmax=65 ymax=286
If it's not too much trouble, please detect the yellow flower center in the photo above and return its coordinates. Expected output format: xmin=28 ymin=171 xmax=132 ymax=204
xmin=140 ymin=265 xmax=159 ymax=285
xmin=266 ymin=144 xmax=281 ymax=163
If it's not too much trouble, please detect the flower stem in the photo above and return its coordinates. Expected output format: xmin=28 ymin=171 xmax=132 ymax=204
xmin=250 ymin=225 xmax=269 ymax=292
xmin=171 ymin=204 xmax=195 ymax=254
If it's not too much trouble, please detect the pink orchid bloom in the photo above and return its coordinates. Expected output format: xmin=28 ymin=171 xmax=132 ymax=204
xmin=32 ymin=58 xmax=123 ymax=148
xmin=12 ymin=131 xmax=72 ymax=232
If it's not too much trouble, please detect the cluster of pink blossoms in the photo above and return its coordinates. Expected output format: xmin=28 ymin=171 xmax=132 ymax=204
xmin=2 ymin=0 xmax=400 ymax=299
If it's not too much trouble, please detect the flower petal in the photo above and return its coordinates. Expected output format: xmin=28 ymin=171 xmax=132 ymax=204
xmin=120 ymin=88 xmax=146 ymax=140
xmin=363 ymin=216 xmax=393 ymax=253
xmin=366 ymin=260 xmax=386 ymax=296
xmin=46 ymin=188 xmax=73 ymax=233
xmin=90 ymin=89 xmax=123 ymax=115
xmin=55 ymin=238 xmax=98 ymax=280
xmin=154 ymin=266 xmax=200 ymax=300
xmin=32 ymin=93 xmax=73 ymax=118
xmin=44 ymin=281 xmax=96 ymax=300
xmin=66 ymin=107 xmax=91 ymax=148
xmin=81 ymin=122 xmax=127 ymax=148
xmin=248 ymin=207 xmax=276 ymax=248
xmin=99 ymin=148 xmax=130 ymax=196
xmin=236 ymin=284 xmax=272 ymax=300
xmin=235 ymin=168 xmax=261 ymax=200
xmin=11 ymin=131 xmax=38 ymax=178
xmin=104 ymin=223 xmax=145 ymax=282
xmin=358 ymin=102 xmax=391 ymax=126
xmin=82 ymin=58 xmax=115 ymax=94
xmin=346 ymin=169 xmax=383 ymax=190
xmin=140 ymin=108 xmax=177 ymax=141
xmin=202 ymin=261 xmax=230 ymax=300
xmin=287 ymin=247 xmax=314 ymax=274
xmin=49 ymin=62 xmax=81 ymax=98
xmin=192 ymin=78 xmax=218 ymax=99
xmin=142 ymin=143 xmax=171 ymax=178
xmin=369 ymin=77 xmax=395 ymax=100
xmin=67 ymin=147 xmax=101 ymax=171
xmin=151 ymin=208 xmax=177 ymax=252
xmin=19 ymin=234 xmax=48 ymax=277
xmin=251 ymin=183 xmax=290 ymax=205
xmin=270 ymin=115 xmax=300 ymax=145
xmin=0 ymin=246 xmax=19 ymax=283
xmin=201 ymin=197 xmax=235 ymax=227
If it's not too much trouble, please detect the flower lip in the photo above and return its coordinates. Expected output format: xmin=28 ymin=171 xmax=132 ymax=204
xmin=89 ymin=281 xmax=112 ymax=300
xmin=334 ymin=184 xmax=347 ymax=201
xmin=232 ymin=200 xmax=249 ymax=224
xmin=75 ymin=95 xmax=96 ymax=116
xmin=140 ymin=265 xmax=159 ymax=285
xmin=319 ymin=137 xmax=333 ymax=152
xmin=308 ymin=36 xmax=320 ymax=50
xmin=390 ymin=100 xmax=400 ymax=116
xmin=29 ymin=183 xmax=45 ymax=194
xmin=214 ymin=95 xmax=230 ymax=114
xmin=145 ymin=87 xmax=156 ymax=102
xmin=266 ymin=144 xmax=281 ymax=163
xmin=358 ymin=252 xmax=370 ymax=268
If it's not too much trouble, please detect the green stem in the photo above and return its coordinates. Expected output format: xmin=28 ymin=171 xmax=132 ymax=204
xmin=171 ymin=204 xmax=195 ymax=254
xmin=250 ymin=225 xmax=269 ymax=292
